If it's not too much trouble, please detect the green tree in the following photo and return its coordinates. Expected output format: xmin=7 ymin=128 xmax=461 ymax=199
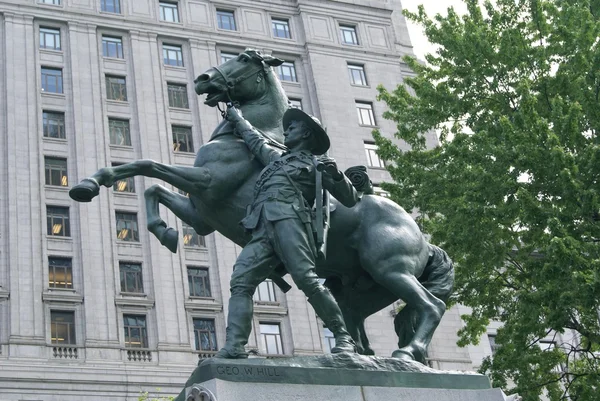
xmin=375 ymin=0 xmax=600 ymax=399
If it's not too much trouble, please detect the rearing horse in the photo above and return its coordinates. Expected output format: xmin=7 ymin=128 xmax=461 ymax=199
xmin=69 ymin=49 xmax=453 ymax=363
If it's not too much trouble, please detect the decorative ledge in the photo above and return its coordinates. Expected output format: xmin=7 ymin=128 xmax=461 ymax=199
xmin=124 ymin=348 xmax=153 ymax=362
xmin=184 ymin=299 xmax=222 ymax=312
xmin=115 ymin=296 xmax=155 ymax=308
xmin=42 ymin=290 xmax=83 ymax=303
xmin=52 ymin=345 xmax=79 ymax=359
xmin=254 ymin=304 xmax=288 ymax=316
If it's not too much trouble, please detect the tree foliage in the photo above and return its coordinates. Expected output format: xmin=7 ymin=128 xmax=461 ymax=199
xmin=375 ymin=0 xmax=600 ymax=399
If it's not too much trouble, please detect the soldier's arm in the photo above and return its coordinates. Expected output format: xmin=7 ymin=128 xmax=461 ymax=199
xmin=227 ymin=106 xmax=281 ymax=166
xmin=321 ymin=160 xmax=361 ymax=208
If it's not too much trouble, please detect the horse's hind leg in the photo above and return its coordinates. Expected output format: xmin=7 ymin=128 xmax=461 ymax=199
xmin=144 ymin=184 xmax=214 ymax=253
xmin=369 ymin=259 xmax=446 ymax=363
xmin=70 ymin=160 xmax=210 ymax=202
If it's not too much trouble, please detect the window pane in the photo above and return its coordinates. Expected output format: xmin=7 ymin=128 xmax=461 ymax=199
xmin=44 ymin=157 xmax=68 ymax=186
xmin=272 ymin=19 xmax=291 ymax=39
xmin=220 ymin=52 xmax=237 ymax=64
xmin=51 ymin=311 xmax=76 ymax=344
xmin=163 ymin=44 xmax=183 ymax=67
xmin=40 ymin=27 xmax=61 ymax=50
xmin=364 ymin=142 xmax=384 ymax=168
xmin=289 ymin=98 xmax=302 ymax=110
xmin=193 ymin=318 xmax=217 ymax=351
xmin=217 ymin=10 xmax=236 ymax=31
xmin=341 ymin=25 xmax=358 ymax=45
xmin=49 ymin=257 xmax=73 ymax=289
xmin=116 ymin=212 xmax=139 ymax=242
xmin=172 ymin=126 xmax=193 ymax=152
xmin=101 ymin=0 xmax=121 ymax=13
xmin=41 ymin=67 xmax=63 ymax=94
xmin=43 ymin=111 xmax=66 ymax=139
xmin=102 ymin=36 xmax=123 ymax=58
xmin=348 ymin=64 xmax=367 ymax=86
xmin=167 ymin=83 xmax=189 ymax=108
xmin=108 ymin=118 xmax=131 ymax=146
xmin=278 ymin=62 xmax=297 ymax=82
xmin=188 ymin=267 xmax=211 ymax=297
xmin=46 ymin=206 xmax=70 ymax=237
xmin=160 ymin=2 xmax=179 ymax=23
xmin=120 ymin=262 xmax=143 ymax=293
xmin=111 ymin=163 xmax=135 ymax=193
xmin=356 ymin=102 xmax=375 ymax=126
xmin=106 ymin=75 xmax=127 ymax=101
xmin=255 ymin=279 xmax=276 ymax=302
xmin=123 ymin=314 xmax=148 ymax=348
xmin=182 ymin=222 xmax=205 ymax=247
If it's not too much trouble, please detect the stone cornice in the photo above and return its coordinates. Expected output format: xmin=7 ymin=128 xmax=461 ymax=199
xmin=184 ymin=299 xmax=223 ymax=312
xmin=114 ymin=296 xmax=155 ymax=309
xmin=42 ymin=291 xmax=83 ymax=303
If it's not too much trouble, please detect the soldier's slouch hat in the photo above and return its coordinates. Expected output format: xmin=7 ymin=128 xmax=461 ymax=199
xmin=283 ymin=108 xmax=330 ymax=155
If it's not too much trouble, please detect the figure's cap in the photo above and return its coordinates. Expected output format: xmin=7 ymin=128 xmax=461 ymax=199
xmin=283 ymin=108 xmax=330 ymax=155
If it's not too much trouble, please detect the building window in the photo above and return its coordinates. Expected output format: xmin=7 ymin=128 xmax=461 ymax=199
xmin=106 ymin=75 xmax=127 ymax=101
xmin=51 ymin=311 xmax=76 ymax=344
xmin=39 ymin=0 xmax=61 ymax=5
xmin=41 ymin=67 xmax=63 ymax=94
xmin=163 ymin=44 xmax=183 ymax=67
xmin=42 ymin=111 xmax=66 ymax=139
xmin=488 ymin=334 xmax=500 ymax=354
xmin=193 ymin=318 xmax=218 ymax=351
xmin=44 ymin=156 xmax=68 ymax=187
xmin=356 ymin=102 xmax=376 ymax=126
xmin=220 ymin=52 xmax=237 ymax=64
xmin=348 ymin=64 xmax=367 ymax=86
xmin=108 ymin=118 xmax=131 ymax=146
xmin=364 ymin=142 xmax=385 ymax=168
xmin=340 ymin=24 xmax=359 ymax=45
xmin=216 ymin=9 xmax=236 ymax=31
xmin=112 ymin=163 xmax=135 ymax=193
xmin=40 ymin=27 xmax=61 ymax=50
xmin=172 ymin=126 xmax=194 ymax=153
xmin=278 ymin=62 xmax=297 ymax=82
xmin=373 ymin=185 xmax=390 ymax=198
xmin=272 ymin=18 xmax=291 ymax=39
xmin=48 ymin=257 xmax=73 ymax=289
xmin=102 ymin=36 xmax=123 ymax=58
xmin=260 ymin=323 xmax=284 ymax=355
xmin=116 ymin=212 xmax=139 ymax=242
xmin=289 ymin=98 xmax=302 ymax=110
xmin=188 ymin=267 xmax=211 ymax=297
xmin=323 ymin=327 xmax=335 ymax=353
xmin=47 ymin=206 xmax=70 ymax=237
xmin=159 ymin=1 xmax=179 ymax=23
xmin=167 ymin=83 xmax=189 ymax=108
xmin=101 ymin=0 xmax=120 ymax=13
xmin=120 ymin=262 xmax=144 ymax=293
xmin=254 ymin=279 xmax=276 ymax=302
xmin=182 ymin=222 xmax=205 ymax=248
xmin=123 ymin=315 xmax=148 ymax=348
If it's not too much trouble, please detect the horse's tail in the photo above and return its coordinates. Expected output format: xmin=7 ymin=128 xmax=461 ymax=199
xmin=394 ymin=243 xmax=454 ymax=350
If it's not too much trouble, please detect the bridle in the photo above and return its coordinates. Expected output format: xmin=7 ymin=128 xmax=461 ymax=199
xmin=213 ymin=60 xmax=266 ymax=117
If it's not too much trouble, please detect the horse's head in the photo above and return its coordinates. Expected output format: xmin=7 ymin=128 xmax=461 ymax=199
xmin=195 ymin=49 xmax=288 ymax=143
xmin=195 ymin=49 xmax=284 ymax=107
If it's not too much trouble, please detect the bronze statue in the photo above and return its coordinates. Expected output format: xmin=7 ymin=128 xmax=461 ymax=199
xmin=69 ymin=49 xmax=453 ymax=363
xmin=215 ymin=105 xmax=359 ymax=358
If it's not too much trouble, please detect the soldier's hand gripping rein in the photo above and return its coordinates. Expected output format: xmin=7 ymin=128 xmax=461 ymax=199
xmin=225 ymin=104 xmax=253 ymax=137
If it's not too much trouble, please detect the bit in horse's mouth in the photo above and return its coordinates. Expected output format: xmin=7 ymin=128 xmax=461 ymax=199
xmin=204 ymin=90 xmax=225 ymax=105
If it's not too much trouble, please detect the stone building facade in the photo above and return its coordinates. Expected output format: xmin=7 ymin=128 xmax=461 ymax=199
xmin=0 ymin=0 xmax=491 ymax=400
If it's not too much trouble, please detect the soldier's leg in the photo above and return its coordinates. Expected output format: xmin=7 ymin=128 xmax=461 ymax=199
xmin=216 ymin=223 xmax=279 ymax=358
xmin=269 ymin=218 xmax=356 ymax=353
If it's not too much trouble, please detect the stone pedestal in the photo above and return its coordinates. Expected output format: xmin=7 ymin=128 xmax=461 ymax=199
xmin=176 ymin=354 xmax=510 ymax=401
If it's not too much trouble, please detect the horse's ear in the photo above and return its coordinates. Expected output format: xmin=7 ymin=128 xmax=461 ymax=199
xmin=262 ymin=55 xmax=285 ymax=67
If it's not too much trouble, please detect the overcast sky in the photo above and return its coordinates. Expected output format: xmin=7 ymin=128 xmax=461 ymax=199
xmin=403 ymin=0 xmax=468 ymax=60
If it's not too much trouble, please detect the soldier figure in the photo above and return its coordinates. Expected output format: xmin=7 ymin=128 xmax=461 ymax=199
xmin=215 ymin=106 xmax=361 ymax=358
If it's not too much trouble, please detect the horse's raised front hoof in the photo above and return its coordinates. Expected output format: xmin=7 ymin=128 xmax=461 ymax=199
xmin=69 ymin=178 xmax=100 ymax=202
xmin=160 ymin=228 xmax=179 ymax=253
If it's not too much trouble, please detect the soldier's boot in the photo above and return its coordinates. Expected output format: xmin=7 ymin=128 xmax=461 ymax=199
xmin=214 ymin=294 xmax=252 ymax=359
xmin=308 ymin=289 xmax=357 ymax=354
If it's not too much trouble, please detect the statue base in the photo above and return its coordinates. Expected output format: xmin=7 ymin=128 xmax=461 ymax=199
xmin=176 ymin=354 xmax=510 ymax=401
